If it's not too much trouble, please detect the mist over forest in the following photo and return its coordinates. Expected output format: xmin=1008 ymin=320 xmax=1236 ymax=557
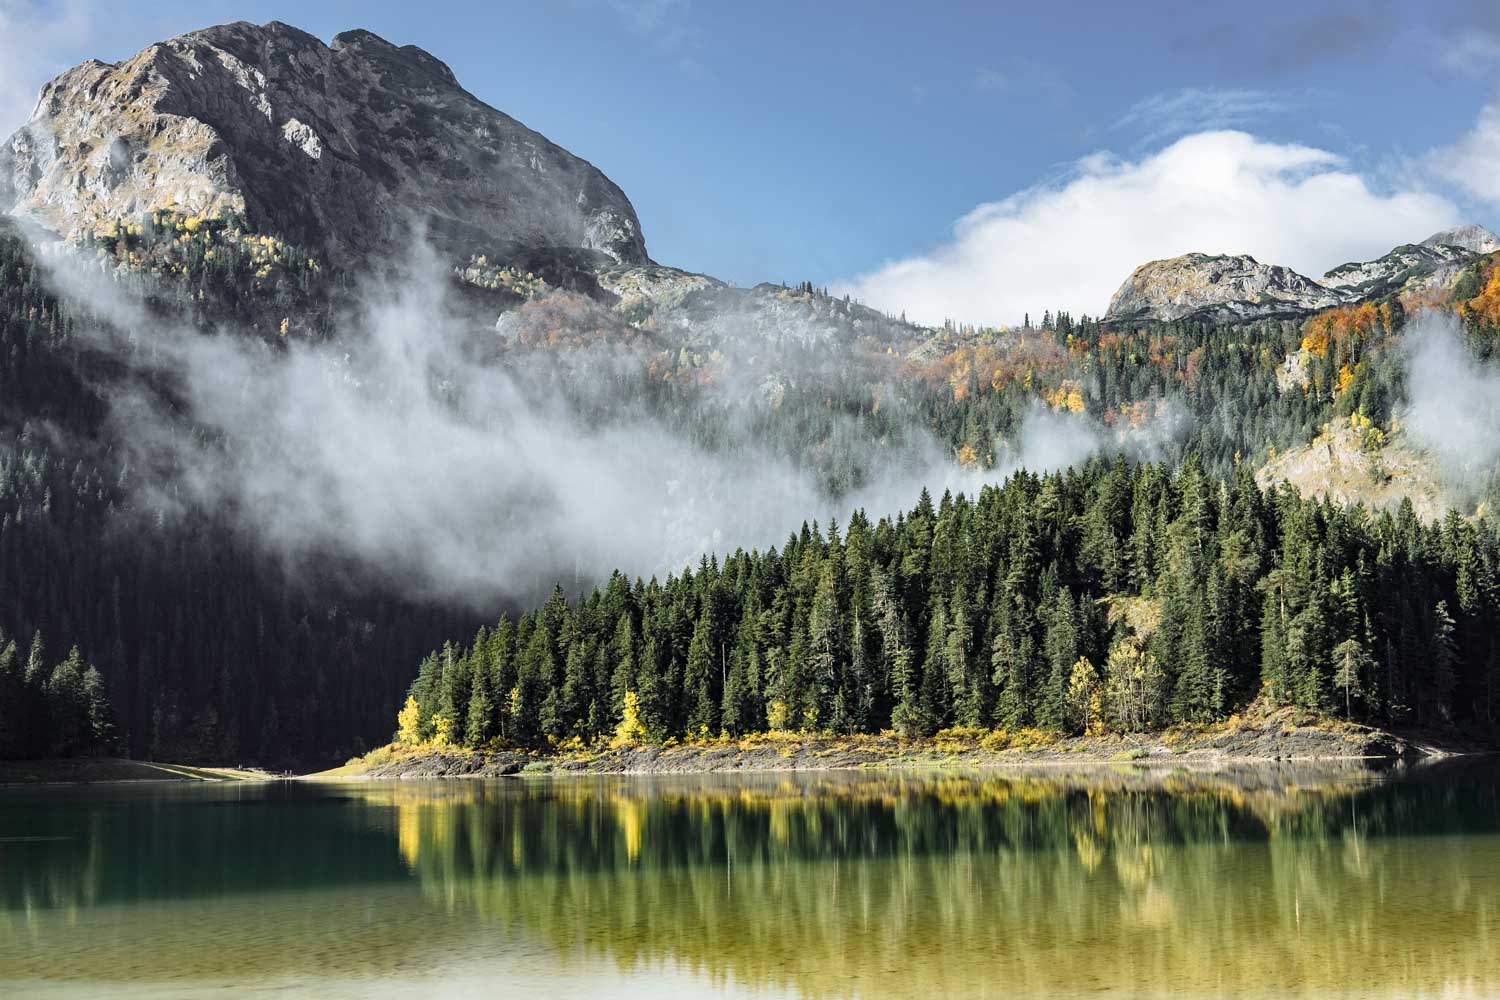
xmin=4 ymin=18 xmax=1500 ymax=769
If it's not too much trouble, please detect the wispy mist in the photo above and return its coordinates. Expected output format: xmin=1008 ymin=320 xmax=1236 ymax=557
xmin=1402 ymin=311 xmax=1500 ymax=489
xmin=34 ymin=236 xmax=1157 ymax=607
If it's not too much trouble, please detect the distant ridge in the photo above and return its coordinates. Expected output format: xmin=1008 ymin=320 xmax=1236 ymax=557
xmin=1105 ymin=225 xmax=1498 ymax=324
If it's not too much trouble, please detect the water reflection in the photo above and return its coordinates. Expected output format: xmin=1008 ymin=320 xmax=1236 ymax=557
xmin=3 ymin=763 xmax=1499 ymax=998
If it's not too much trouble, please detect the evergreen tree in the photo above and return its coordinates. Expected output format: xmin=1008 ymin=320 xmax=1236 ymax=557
xmin=1038 ymin=588 xmax=1079 ymax=731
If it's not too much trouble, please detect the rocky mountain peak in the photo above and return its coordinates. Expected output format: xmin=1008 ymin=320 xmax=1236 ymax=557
xmin=1105 ymin=252 xmax=1343 ymax=324
xmin=1107 ymin=223 xmax=1500 ymax=326
xmin=1420 ymin=224 xmax=1500 ymax=254
xmin=0 ymin=21 xmax=649 ymax=268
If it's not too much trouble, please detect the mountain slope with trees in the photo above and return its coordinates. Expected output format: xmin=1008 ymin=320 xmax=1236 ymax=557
xmin=4 ymin=21 xmax=1500 ymax=767
xmin=389 ymin=458 xmax=1500 ymax=754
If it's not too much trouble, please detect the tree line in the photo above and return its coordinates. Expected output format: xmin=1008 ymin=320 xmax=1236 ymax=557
xmin=395 ymin=457 xmax=1500 ymax=749
xmin=0 ymin=627 xmax=114 ymax=758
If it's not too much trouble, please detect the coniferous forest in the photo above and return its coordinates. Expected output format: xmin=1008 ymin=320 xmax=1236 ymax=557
xmin=394 ymin=458 xmax=1499 ymax=749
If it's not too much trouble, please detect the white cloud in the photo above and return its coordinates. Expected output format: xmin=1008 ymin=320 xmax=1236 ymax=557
xmin=0 ymin=0 xmax=98 ymax=137
xmin=1430 ymin=95 xmax=1500 ymax=206
xmin=834 ymin=130 xmax=1459 ymax=327
xmin=1403 ymin=312 xmax=1500 ymax=487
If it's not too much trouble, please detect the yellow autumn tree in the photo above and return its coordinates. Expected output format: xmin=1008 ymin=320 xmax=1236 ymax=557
xmin=1066 ymin=657 xmax=1104 ymax=736
xmin=396 ymin=695 xmax=423 ymax=747
xmin=612 ymin=690 xmax=648 ymax=748
xmin=1104 ymin=636 xmax=1164 ymax=733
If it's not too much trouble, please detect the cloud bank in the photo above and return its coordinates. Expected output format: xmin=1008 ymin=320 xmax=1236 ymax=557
xmin=834 ymin=130 xmax=1459 ymax=327
xmin=1430 ymin=95 xmax=1500 ymax=207
xmin=1402 ymin=312 xmax=1500 ymax=488
xmin=34 ymin=240 xmax=1138 ymax=609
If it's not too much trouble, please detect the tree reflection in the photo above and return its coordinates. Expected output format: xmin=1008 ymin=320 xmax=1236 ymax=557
xmin=379 ymin=764 xmax=1500 ymax=998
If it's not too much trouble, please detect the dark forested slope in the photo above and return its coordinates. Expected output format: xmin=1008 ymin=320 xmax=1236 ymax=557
xmin=0 ymin=221 xmax=472 ymax=765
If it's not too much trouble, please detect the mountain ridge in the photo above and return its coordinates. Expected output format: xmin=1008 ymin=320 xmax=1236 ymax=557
xmin=0 ymin=20 xmax=649 ymax=269
xmin=1104 ymin=225 xmax=1499 ymax=325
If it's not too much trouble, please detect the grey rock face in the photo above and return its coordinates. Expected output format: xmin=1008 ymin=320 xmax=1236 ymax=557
xmin=1320 ymin=243 xmax=1475 ymax=299
xmin=1420 ymin=224 xmax=1500 ymax=255
xmin=0 ymin=21 xmax=649 ymax=267
xmin=1105 ymin=253 xmax=1345 ymax=324
xmin=1107 ymin=224 xmax=1500 ymax=325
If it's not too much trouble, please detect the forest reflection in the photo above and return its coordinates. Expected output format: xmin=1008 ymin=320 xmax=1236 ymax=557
xmin=372 ymin=764 xmax=1500 ymax=998
xmin=3 ymin=764 xmax=1499 ymax=998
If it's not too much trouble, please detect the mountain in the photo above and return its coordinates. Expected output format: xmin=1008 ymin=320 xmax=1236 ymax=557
xmin=3 ymin=18 xmax=1500 ymax=767
xmin=1319 ymin=241 xmax=1475 ymax=300
xmin=0 ymin=21 xmax=648 ymax=268
xmin=1421 ymin=224 xmax=1500 ymax=254
xmin=1105 ymin=226 xmax=1499 ymax=324
xmin=1103 ymin=252 xmax=1344 ymax=324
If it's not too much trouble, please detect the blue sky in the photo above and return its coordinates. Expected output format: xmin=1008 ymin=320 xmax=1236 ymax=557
xmin=3 ymin=0 xmax=1500 ymax=323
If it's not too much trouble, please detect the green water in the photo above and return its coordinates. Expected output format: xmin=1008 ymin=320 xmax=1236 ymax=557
xmin=2 ymin=762 xmax=1499 ymax=998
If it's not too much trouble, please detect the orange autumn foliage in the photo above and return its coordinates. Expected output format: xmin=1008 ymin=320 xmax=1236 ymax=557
xmin=1461 ymin=258 xmax=1500 ymax=329
xmin=908 ymin=334 xmax=1069 ymax=402
xmin=1301 ymin=302 xmax=1381 ymax=358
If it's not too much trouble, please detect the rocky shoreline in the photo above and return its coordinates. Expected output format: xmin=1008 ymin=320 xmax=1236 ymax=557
xmin=328 ymin=709 xmax=1467 ymax=780
xmin=4 ymin=712 xmax=1473 ymax=787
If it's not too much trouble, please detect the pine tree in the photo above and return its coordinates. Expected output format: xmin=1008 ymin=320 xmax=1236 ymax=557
xmin=946 ymin=588 xmax=982 ymax=726
xmin=465 ymin=656 xmax=496 ymax=748
xmin=1431 ymin=601 xmax=1458 ymax=723
xmin=1259 ymin=572 xmax=1289 ymax=703
xmin=917 ymin=599 xmax=950 ymax=735
xmin=435 ymin=642 xmax=469 ymax=746
xmin=46 ymin=647 xmax=88 ymax=755
xmin=684 ymin=611 xmax=718 ymax=736
xmin=82 ymin=664 xmax=114 ymax=752
xmin=0 ymin=631 xmax=23 ymax=758
xmin=721 ymin=604 xmax=762 ymax=735
xmin=1330 ymin=638 xmax=1366 ymax=719
xmin=990 ymin=592 xmax=1033 ymax=730
xmin=807 ymin=565 xmax=842 ymax=731
xmin=1038 ymin=588 xmax=1079 ymax=731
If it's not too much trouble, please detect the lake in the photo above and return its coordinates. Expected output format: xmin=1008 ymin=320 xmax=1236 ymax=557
xmin=1 ymin=762 xmax=1498 ymax=998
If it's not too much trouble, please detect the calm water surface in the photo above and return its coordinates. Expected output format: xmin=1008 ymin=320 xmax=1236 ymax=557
xmin=2 ymin=762 xmax=1499 ymax=998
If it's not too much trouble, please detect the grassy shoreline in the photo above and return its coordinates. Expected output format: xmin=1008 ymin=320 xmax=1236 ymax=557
xmin=0 ymin=757 xmax=278 ymax=786
xmin=319 ymin=707 xmax=1472 ymax=781
xmin=6 ymin=709 xmax=1480 ymax=786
